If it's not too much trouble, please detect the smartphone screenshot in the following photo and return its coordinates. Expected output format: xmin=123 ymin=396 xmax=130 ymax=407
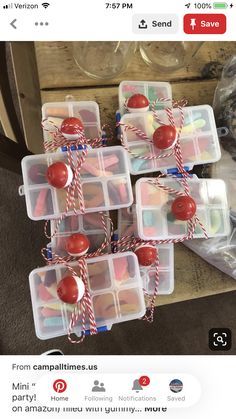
xmin=0 ymin=1 xmax=235 ymax=417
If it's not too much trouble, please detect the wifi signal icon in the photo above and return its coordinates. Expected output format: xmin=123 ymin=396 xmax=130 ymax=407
xmin=42 ymin=2 xmax=50 ymax=8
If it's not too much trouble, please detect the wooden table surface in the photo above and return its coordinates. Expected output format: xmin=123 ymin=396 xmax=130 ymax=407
xmin=34 ymin=41 xmax=236 ymax=306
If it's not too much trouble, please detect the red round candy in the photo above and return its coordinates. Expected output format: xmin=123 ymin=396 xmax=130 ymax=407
xmin=57 ymin=275 xmax=85 ymax=304
xmin=153 ymin=125 xmax=177 ymax=150
xmin=65 ymin=233 xmax=90 ymax=257
xmin=171 ymin=195 xmax=197 ymax=221
xmin=135 ymin=245 xmax=157 ymax=267
xmin=46 ymin=162 xmax=73 ymax=189
xmin=127 ymin=94 xmax=149 ymax=110
xmin=61 ymin=117 xmax=84 ymax=136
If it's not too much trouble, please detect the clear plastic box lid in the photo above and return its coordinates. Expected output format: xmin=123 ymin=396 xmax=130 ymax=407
xmin=42 ymin=101 xmax=101 ymax=143
xmin=29 ymin=252 xmax=146 ymax=340
xmin=119 ymin=80 xmax=172 ymax=115
xmin=21 ymin=146 xmax=133 ymax=220
xmin=135 ymin=177 xmax=230 ymax=241
xmin=118 ymin=206 xmax=174 ymax=295
xmin=50 ymin=212 xmax=110 ymax=257
xmin=120 ymin=105 xmax=221 ymax=175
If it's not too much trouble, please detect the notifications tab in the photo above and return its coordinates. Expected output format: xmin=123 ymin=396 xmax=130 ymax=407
xmin=184 ymin=14 xmax=226 ymax=34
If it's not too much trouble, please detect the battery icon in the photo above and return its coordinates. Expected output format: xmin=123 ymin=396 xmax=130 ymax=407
xmin=213 ymin=2 xmax=228 ymax=8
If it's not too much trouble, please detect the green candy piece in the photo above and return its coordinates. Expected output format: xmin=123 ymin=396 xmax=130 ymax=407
xmin=210 ymin=210 xmax=222 ymax=235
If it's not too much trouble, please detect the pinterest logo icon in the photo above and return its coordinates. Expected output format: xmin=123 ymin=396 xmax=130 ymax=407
xmin=53 ymin=379 xmax=67 ymax=393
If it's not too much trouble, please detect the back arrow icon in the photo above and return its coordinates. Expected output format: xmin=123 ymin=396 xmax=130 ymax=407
xmin=10 ymin=19 xmax=17 ymax=29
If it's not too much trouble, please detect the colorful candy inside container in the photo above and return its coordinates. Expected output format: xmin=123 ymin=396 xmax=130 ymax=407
xmin=120 ymin=105 xmax=221 ymax=175
xmin=42 ymin=101 xmax=101 ymax=144
xmin=50 ymin=212 xmax=110 ymax=257
xmin=118 ymin=80 xmax=172 ymax=115
xmin=135 ymin=176 xmax=230 ymax=241
xmin=20 ymin=146 xmax=133 ymax=220
xmin=117 ymin=207 xmax=174 ymax=295
xmin=29 ymin=252 xmax=145 ymax=340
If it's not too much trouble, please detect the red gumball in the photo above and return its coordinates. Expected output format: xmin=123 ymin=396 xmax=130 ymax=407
xmin=57 ymin=275 xmax=85 ymax=304
xmin=153 ymin=125 xmax=177 ymax=150
xmin=65 ymin=233 xmax=90 ymax=257
xmin=135 ymin=245 xmax=157 ymax=267
xmin=127 ymin=94 xmax=149 ymax=113
xmin=171 ymin=195 xmax=197 ymax=221
xmin=46 ymin=161 xmax=73 ymax=189
xmin=61 ymin=117 xmax=84 ymax=140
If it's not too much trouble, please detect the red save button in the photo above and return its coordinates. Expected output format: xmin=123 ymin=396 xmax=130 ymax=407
xmin=184 ymin=14 xmax=226 ymax=34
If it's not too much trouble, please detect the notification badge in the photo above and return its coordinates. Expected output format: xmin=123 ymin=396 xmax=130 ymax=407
xmin=139 ymin=376 xmax=150 ymax=386
xmin=53 ymin=379 xmax=67 ymax=393
xmin=184 ymin=14 xmax=226 ymax=34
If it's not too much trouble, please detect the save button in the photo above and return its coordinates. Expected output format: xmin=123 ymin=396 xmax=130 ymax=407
xmin=184 ymin=14 xmax=226 ymax=34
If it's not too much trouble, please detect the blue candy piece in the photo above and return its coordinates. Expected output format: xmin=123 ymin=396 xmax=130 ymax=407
xmin=43 ymin=317 xmax=63 ymax=327
xmin=143 ymin=211 xmax=154 ymax=227
xmin=132 ymin=159 xmax=146 ymax=172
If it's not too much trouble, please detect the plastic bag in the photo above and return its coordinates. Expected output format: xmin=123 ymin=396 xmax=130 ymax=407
xmin=212 ymin=55 xmax=236 ymax=219
xmin=184 ymin=58 xmax=236 ymax=279
xmin=184 ymin=226 xmax=236 ymax=280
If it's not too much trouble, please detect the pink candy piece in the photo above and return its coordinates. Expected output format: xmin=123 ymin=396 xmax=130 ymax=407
xmin=113 ymin=257 xmax=129 ymax=281
xmin=118 ymin=182 xmax=128 ymax=201
xmin=143 ymin=227 xmax=158 ymax=236
xmin=34 ymin=189 xmax=49 ymax=218
xmin=41 ymin=308 xmax=61 ymax=318
xmin=103 ymin=155 xmax=119 ymax=169
xmin=82 ymin=161 xmax=102 ymax=176
xmin=38 ymin=283 xmax=54 ymax=301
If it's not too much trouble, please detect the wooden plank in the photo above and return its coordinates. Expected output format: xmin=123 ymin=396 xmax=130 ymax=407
xmin=0 ymin=90 xmax=17 ymax=142
xmin=40 ymin=79 xmax=217 ymax=127
xmin=35 ymin=41 xmax=236 ymax=89
xmin=10 ymin=42 xmax=43 ymax=154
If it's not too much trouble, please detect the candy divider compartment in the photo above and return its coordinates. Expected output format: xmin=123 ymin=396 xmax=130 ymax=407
xmin=27 ymin=187 xmax=57 ymax=220
xmin=119 ymin=81 xmax=172 ymax=114
xmin=136 ymin=178 xmax=230 ymax=240
xmin=30 ymin=268 xmax=68 ymax=339
xmin=106 ymin=177 xmax=132 ymax=207
xmin=111 ymin=253 xmax=137 ymax=288
xmin=121 ymin=105 xmax=221 ymax=174
xmin=145 ymin=269 xmax=174 ymax=295
xmin=42 ymin=101 xmax=101 ymax=142
xmin=22 ymin=147 xmax=133 ymax=219
xmin=116 ymin=287 xmax=145 ymax=319
xmin=87 ymin=259 xmax=112 ymax=293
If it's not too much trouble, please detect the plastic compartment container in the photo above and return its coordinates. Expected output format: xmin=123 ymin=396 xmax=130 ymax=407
xmin=50 ymin=212 xmax=110 ymax=257
xmin=42 ymin=101 xmax=101 ymax=143
xmin=135 ymin=177 xmax=230 ymax=240
xmin=120 ymin=105 xmax=221 ymax=175
xmin=20 ymin=146 xmax=133 ymax=220
xmin=118 ymin=206 xmax=174 ymax=295
xmin=29 ymin=252 xmax=146 ymax=340
xmin=119 ymin=81 xmax=172 ymax=115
